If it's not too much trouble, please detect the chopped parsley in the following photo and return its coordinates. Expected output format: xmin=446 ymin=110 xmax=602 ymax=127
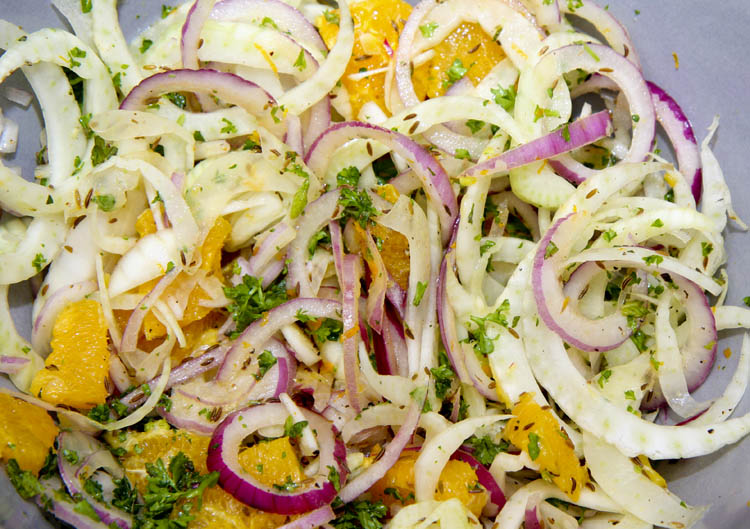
xmin=308 ymin=228 xmax=331 ymax=257
xmin=140 ymin=39 xmax=153 ymax=54
xmin=419 ymin=22 xmax=439 ymax=38
xmin=444 ymin=58 xmax=468 ymax=88
xmin=6 ymin=459 xmax=42 ymax=499
xmin=413 ymin=281 xmax=428 ymax=306
xmin=31 ymin=253 xmax=46 ymax=273
xmin=293 ymin=50 xmax=307 ymax=71
xmin=430 ymin=350 xmax=455 ymax=399
xmin=642 ymin=254 xmax=664 ymax=266
xmin=527 ymin=432 xmax=541 ymax=460
xmin=465 ymin=119 xmax=485 ymax=134
xmin=336 ymin=166 xmax=361 ymax=187
xmin=92 ymin=193 xmax=116 ymax=212
xmin=338 ymin=187 xmax=379 ymax=228
xmin=491 ymin=84 xmax=516 ymax=112
xmin=220 ymin=118 xmax=237 ymax=135
xmin=465 ymin=435 xmax=509 ymax=466
xmin=308 ymin=318 xmax=343 ymax=343
xmin=323 ymin=10 xmax=340 ymax=24
xmin=455 ymin=148 xmax=472 ymax=160
xmin=91 ymin=135 xmax=118 ymax=166
xmin=331 ymin=499 xmax=388 ymax=529
xmin=255 ymin=350 xmax=277 ymax=380
xmin=223 ymin=274 xmax=288 ymax=337
xmin=164 ymin=92 xmax=187 ymax=109
xmin=597 ymin=369 xmax=612 ymax=388
xmin=161 ymin=5 xmax=177 ymax=18
xmin=467 ymin=299 xmax=511 ymax=356
xmin=283 ymin=416 xmax=309 ymax=439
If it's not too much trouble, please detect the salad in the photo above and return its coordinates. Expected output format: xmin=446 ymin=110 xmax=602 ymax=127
xmin=0 ymin=0 xmax=748 ymax=528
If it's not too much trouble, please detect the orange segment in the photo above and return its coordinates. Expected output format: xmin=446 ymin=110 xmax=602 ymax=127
xmin=371 ymin=223 xmax=410 ymax=290
xmin=30 ymin=299 xmax=110 ymax=410
xmin=136 ymin=208 xmax=157 ymax=238
xmin=0 ymin=394 xmax=58 ymax=474
xmin=238 ymin=437 xmax=304 ymax=488
xmin=412 ymin=22 xmax=506 ymax=100
xmin=139 ymin=216 xmax=231 ymax=342
xmin=370 ymin=450 xmax=488 ymax=518
xmin=108 ymin=422 xmax=294 ymax=529
xmin=504 ymin=393 xmax=589 ymax=500
xmin=317 ymin=0 xmax=413 ymax=118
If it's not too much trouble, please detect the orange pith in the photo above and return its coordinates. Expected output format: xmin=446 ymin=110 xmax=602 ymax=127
xmin=29 ymin=299 xmax=110 ymax=410
xmin=369 ymin=450 xmax=488 ymax=517
xmin=412 ymin=22 xmax=506 ymax=100
xmin=0 ymin=394 xmax=58 ymax=474
xmin=108 ymin=422 xmax=303 ymax=529
xmin=504 ymin=393 xmax=589 ymax=500
xmin=317 ymin=0 xmax=413 ymax=118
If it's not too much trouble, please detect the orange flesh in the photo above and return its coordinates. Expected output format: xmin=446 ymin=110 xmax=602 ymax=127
xmin=317 ymin=0 xmax=413 ymax=118
xmin=112 ymin=424 xmax=303 ymax=529
xmin=504 ymin=393 xmax=589 ymax=500
xmin=29 ymin=299 xmax=110 ymax=410
xmin=0 ymin=394 xmax=58 ymax=474
xmin=369 ymin=450 xmax=488 ymax=517
xmin=412 ymin=22 xmax=506 ymax=100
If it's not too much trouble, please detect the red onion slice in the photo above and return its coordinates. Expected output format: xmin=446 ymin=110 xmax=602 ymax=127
xmin=647 ymin=81 xmax=702 ymax=202
xmin=462 ymin=110 xmax=611 ymax=181
xmin=373 ymin=303 xmax=408 ymax=377
xmin=181 ymin=0 xmax=216 ymax=69
xmin=120 ymin=69 xmax=284 ymax=135
xmin=207 ymin=403 xmax=346 ymax=514
xmin=305 ymin=122 xmax=457 ymax=242
xmin=533 ymin=214 xmax=630 ymax=352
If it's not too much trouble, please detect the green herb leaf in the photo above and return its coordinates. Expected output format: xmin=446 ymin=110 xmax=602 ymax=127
xmin=430 ymin=350 xmax=455 ymax=400
xmin=331 ymin=499 xmax=388 ymax=529
xmin=465 ymin=119 xmax=485 ymax=134
xmin=465 ymin=435 xmax=509 ymax=466
xmin=419 ymin=22 xmax=439 ymax=38
xmin=255 ymin=350 xmax=277 ymax=380
xmin=31 ymin=253 xmax=46 ymax=273
xmin=413 ymin=281 xmax=428 ymax=307
xmin=293 ymin=50 xmax=307 ymax=71
xmin=92 ymin=194 xmax=116 ymax=212
xmin=336 ymin=166 xmax=361 ymax=187
xmin=527 ymin=432 xmax=541 ymax=460
xmin=491 ymin=84 xmax=516 ymax=112
xmin=338 ymin=187 xmax=379 ymax=228
xmin=7 ymin=459 xmax=42 ymax=499
xmin=324 ymin=10 xmax=340 ymax=24
xmin=223 ymin=275 xmax=288 ymax=337
xmin=455 ymin=148 xmax=471 ymax=160
xmin=161 ymin=5 xmax=177 ymax=18
xmin=140 ymin=39 xmax=153 ymax=54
